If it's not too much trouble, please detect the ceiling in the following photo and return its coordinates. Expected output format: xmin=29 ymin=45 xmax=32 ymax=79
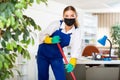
xmin=51 ymin=0 xmax=120 ymax=10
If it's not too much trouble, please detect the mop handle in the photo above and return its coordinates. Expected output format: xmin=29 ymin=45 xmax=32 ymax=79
xmin=57 ymin=43 xmax=76 ymax=80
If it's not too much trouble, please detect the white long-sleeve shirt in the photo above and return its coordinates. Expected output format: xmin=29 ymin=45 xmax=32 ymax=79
xmin=39 ymin=20 xmax=82 ymax=58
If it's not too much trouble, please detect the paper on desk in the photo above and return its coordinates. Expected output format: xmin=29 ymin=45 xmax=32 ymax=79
xmin=78 ymin=56 xmax=93 ymax=61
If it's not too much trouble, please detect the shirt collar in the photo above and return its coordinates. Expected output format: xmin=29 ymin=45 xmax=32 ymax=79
xmin=60 ymin=22 xmax=76 ymax=34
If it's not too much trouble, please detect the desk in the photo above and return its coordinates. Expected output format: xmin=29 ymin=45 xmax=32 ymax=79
xmin=66 ymin=57 xmax=120 ymax=80
xmin=77 ymin=57 xmax=120 ymax=64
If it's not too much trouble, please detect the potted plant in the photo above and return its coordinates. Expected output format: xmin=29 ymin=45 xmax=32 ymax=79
xmin=0 ymin=0 xmax=47 ymax=80
xmin=111 ymin=24 xmax=120 ymax=59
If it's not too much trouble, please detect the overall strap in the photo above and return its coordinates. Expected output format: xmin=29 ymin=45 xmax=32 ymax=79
xmin=59 ymin=20 xmax=63 ymax=31
xmin=60 ymin=20 xmax=63 ymax=26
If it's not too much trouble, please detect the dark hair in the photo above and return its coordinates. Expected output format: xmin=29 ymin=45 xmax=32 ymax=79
xmin=63 ymin=6 xmax=79 ymax=27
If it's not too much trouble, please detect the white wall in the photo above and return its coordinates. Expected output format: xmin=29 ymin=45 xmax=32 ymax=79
xmin=23 ymin=0 xmax=83 ymax=80
xmin=24 ymin=1 xmax=66 ymax=30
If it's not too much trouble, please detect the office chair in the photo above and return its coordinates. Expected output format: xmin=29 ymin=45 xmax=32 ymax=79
xmin=82 ymin=45 xmax=100 ymax=67
xmin=82 ymin=45 xmax=99 ymax=57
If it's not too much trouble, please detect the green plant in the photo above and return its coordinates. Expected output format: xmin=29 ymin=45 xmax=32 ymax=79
xmin=0 ymin=0 xmax=47 ymax=80
xmin=111 ymin=24 xmax=120 ymax=59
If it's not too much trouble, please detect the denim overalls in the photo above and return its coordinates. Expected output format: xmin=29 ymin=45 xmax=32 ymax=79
xmin=37 ymin=21 xmax=72 ymax=80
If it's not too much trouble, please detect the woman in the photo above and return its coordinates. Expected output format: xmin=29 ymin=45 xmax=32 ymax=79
xmin=37 ymin=6 xmax=82 ymax=80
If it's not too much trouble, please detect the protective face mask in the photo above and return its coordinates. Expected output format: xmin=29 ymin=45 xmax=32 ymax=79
xmin=64 ymin=18 xmax=75 ymax=26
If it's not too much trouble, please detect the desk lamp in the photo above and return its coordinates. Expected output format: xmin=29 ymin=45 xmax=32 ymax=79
xmin=98 ymin=35 xmax=112 ymax=59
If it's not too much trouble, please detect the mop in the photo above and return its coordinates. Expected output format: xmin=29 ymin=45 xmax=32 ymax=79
xmin=57 ymin=43 xmax=76 ymax=80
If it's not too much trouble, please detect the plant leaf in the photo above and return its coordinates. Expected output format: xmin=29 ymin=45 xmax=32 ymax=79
xmin=0 ymin=54 xmax=5 ymax=62
xmin=31 ymin=37 xmax=34 ymax=45
xmin=1 ymin=40 xmax=6 ymax=47
xmin=15 ymin=10 xmax=23 ymax=18
xmin=0 ymin=61 xmax=3 ymax=69
xmin=17 ymin=45 xmax=22 ymax=53
xmin=6 ymin=43 xmax=13 ymax=50
xmin=11 ymin=40 xmax=17 ymax=48
xmin=4 ymin=62 xmax=9 ymax=69
xmin=0 ymin=20 xmax=4 ymax=28
xmin=6 ymin=18 xmax=11 ymax=27
xmin=36 ymin=0 xmax=40 ymax=4
xmin=10 ymin=16 xmax=15 ymax=26
xmin=15 ymin=3 xmax=24 ymax=9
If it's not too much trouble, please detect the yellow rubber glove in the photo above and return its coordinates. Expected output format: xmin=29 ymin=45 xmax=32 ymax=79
xmin=44 ymin=35 xmax=60 ymax=44
xmin=44 ymin=35 xmax=52 ymax=44
xmin=70 ymin=58 xmax=77 ymax=67
xmin=65 ymin=58 xmax=77 ymax=72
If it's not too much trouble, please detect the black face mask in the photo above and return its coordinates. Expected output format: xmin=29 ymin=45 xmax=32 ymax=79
xmin=64 ymin=18 xmax=75 ymax=26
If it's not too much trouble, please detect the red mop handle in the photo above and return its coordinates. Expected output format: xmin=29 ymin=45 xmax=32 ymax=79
xmin=57 ymin=43 xmax=76 ymax=80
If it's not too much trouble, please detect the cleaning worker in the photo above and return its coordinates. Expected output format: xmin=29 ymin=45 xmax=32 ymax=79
xmin=36 ymin=5 xmax=82 ymax=80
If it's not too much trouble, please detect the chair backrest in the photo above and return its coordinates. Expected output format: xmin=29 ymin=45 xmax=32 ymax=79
xmin=82 ymin=45 xmax=100 ymax=57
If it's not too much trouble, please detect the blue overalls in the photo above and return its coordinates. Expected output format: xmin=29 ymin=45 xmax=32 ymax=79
xmin=37 ymin=21 xmax=72 ymax=80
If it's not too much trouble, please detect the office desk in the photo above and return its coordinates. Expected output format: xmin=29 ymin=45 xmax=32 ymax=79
xmin=77 ymin=57 xmax=120 ymax=64
xmin=66 ymin=57 xmax=120 ymax=80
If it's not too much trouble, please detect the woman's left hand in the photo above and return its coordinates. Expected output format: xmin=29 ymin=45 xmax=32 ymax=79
xmin=65 ymin=58 xmax=77 ymax=72
xmin=65 ymin=63 xmax=74 ymax=72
